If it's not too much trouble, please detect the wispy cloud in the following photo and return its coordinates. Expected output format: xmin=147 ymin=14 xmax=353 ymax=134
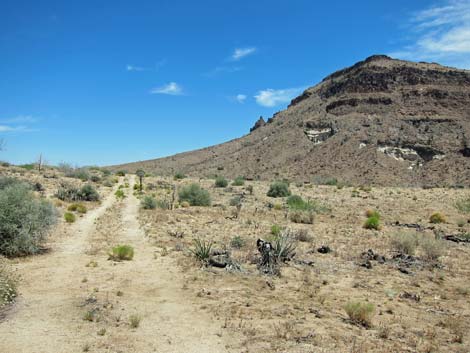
xmin=0 ymin=125 xmax=29 ymax=132
xmin=231 ymin=47 xmax=257 ymax=61
xmin=127 ymin=60 xmax=166 ymax=72
xmin=0 ymin=115 xmax=38 ymax=133
xmin=235 ymin=94 xmax=247 ymax=103
xmin=150 ymin=82 xmax=184 ymax=95
xmin=390 ymin=1 xmax=470 ymax=68
xmin=203 ymin=66 xmax=243 ymax=77
xmin=254 ymin=87 xmax=305 ymax=107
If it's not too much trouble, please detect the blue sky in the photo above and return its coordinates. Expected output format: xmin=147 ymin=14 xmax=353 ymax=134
xmin=1 ymin=0 xmax=469 ymax=166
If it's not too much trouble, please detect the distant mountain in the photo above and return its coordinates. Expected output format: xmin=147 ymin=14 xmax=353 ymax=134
xmin=111 ymin=55 xmax=470 ymax=186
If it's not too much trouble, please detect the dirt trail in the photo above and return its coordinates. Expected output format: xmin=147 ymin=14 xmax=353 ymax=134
xmin=0 ymin=177 xmax=236 ymax=353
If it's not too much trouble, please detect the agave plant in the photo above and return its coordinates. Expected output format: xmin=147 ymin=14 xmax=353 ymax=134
xmin=190 ymin=238 xmax=213 ymax=263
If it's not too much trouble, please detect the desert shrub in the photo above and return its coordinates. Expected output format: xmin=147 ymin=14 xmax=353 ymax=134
xmin=0 ymin=183 xmax=57 ymax=256
xmin=364 ymin=215 xmax=380 ymax=230
xmin=246 ymin=185 xmax=253 ymax=195
xmin=229 ymin=196 xmax=242 ymax=207
xmin=430 ymin=212 xmax=446 ymax=224
xmin=215 ymin=176 xmax=228 ymax=188
xmin=0 ymin=161 xmax=10 ymax=167
xmin=232 ymin=176 xmax=245 ymax=186
xmin=190 ymin=238 xmax=213 ymax=263
xmin=155 ymin=199 xmax=170 ymax=209
xmin=344 ymin=301 xmax=375 ymax=327
xmin=271 ymin=224 xmax=282 ymax=236
xmin=19 ymin=164 xmax=35 ymax=170
xmin=293 ymin=229 xmax=312 ymax=242
xmin=267 ymin=181 xmax=291 ymax=198
xmin=174 ymin=172 xmax=186 ymax=180
xmin=0 ymin=176 xmax=23 ymax=190
xmin=110 ymin=245 xmax=134 ymax=261
xmin=56 ymin=184 xmax=99 ymax=202
xmin=68 ymin=203 xmax=87 ymax=213
xmin=420 ymin=237 xmax=444 ymax=262
xmin=273 ymin=203 xmax=283 ymax=210
xmin=33 ymin=182 xmax=44 ymax=192
xmin=455 ymin=198 xmax=470 ymax=213
xmin=272 ymin=230 xmax=297 ymax=262
xmin=230 ymin=235 xmax=245 ymax=249
xmin=390 ymin=232 xmax=419 ymax=255
xmin=0 ymin=261 xmax=17 ymax=308
xmin=65 ymin=168 xmax=90 ymax=181
xmin=64 ymin=212 xmax=76 ymax=223
xmin=141 ymin=196 xmax=157 ymax=210
xmin=115 ymin=189 xmax=125 ymax=199
xmin=178 ymin=184 xmax=211 ymax=206
xmin=289 ymin=210 xmax=314 ymax=224
xmin=116 ymin=170 xmax=126 ymax=176
xmin=90 ymin=175 xmax=101 ymax=183
xmin=129 ymin=314 xmax=141 ymax=328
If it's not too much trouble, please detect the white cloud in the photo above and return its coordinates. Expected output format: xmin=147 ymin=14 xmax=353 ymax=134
xmin=126 ymin=64 xmax=145 ymax=71
xmin=0 ymin=125 xmax=27 ymax=132
xmin=232 ymin=47 xmax=257 ymax=60
xmin=235 ymin=94 xmax=247 ymax=103
xmin=150 ymin=82 xmax=183 ymax=95
xmin=1 ymin=115 xmax=37 ymax=123
xmin=254 ymin=87 xmax=305 ymax=107
xmin=391 ymin=1 xmax=470 ymax=68
xmin=203 ymin=66 xmax=242 ymax=77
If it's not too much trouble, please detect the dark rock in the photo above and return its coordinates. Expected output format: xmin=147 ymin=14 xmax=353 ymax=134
xmin=250 ymin=116 xmax=266 ymax=132
xmin=317 ymin=245 xmax=332 ymax=254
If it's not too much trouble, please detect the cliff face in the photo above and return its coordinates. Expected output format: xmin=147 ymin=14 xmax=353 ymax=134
xmin=112 ymin=55 xmax=470 ymax=187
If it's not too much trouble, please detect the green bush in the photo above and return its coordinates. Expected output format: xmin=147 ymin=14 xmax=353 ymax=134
xmin=64 ymin=212 xmax=76 ymax=223
xmin=455 ymin=198 xmax=470 ymax=213
xmin=56 ymin=184 xmax=99 ymax=202
xmin=420 ymin=237 xmax=444 ymax=262
xmin=232 ymin=176 xmax=245 ymax=186
xmin=141 ymin=196 xmax=157 ymax=210
xmin=115 ymin=189 xmax=125 ymax=199
xmin=267 ymin=181 xmax=291 ymax=198
xmin=271 ymin=224 xmax=282 ymax=237
xmin=229 ymin=196 xmax=242 ymax=207
xmin=0 ymin=182 xmax=57 ymax=256
xmin=344 ymin=301 xmax=375 ymax=327
xmin=116 ymin=170 xmax=127 ymax=176
xmin=272 ymin=231 xmax=297 ymax=262
xmin=364 ymin=216 xmax=380 ymax=230
xmin=430 ymin=213 xmax=445 ymax=224
xmin=110 ymin=245 xmax=134 ymax=261
xmin=19 ymin=164 xmax=35 ymax=170
xmin=178 ymin=184 xmax=211 ymax=206
xmin=174 ymin=172 xmax=186 ymax=180
xmin=67 ymin=203 xmax=87 ymax=214
xmin=79 ymin=184 xmax=99 ymax=201
xmin=215 ymin=176 xmax=228 ymax=188
xmin=0 ymin=177 xmax=21 ymax=190
xmin=230 ymin=235 xmax=246 ymax=249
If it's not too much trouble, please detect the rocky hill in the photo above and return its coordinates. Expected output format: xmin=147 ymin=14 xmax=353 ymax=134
xmin=111 ymin=55 xmax=470 ymax=187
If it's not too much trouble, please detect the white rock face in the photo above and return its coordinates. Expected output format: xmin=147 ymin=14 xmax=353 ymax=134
xmin=304 ymin=128 xmax=333 ymax=145
xmin=378 ymin=145 xmax=445 ymax=169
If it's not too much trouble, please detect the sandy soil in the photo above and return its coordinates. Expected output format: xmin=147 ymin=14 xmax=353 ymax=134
xmin=0 ymin=176 xmax=237 ymax=353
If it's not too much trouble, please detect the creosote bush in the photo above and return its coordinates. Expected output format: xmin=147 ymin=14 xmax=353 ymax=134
xmin=174 ymin=172 xmax=186 ymax=180
xmin=141 ymin=195 xmax=157 ymax=210
xmin=289 ymin=210 xmax=314 ymax=224
xmin=344 ymin=301 xmax=375 ymax=328
xmin=56 ymin=184 xmax=99 ymax=202
xmin=109 ymin=245 xmax=134 ymax=261
xmin=68 ymin=203 xmax=87 ymax=214
xmin=364 ymin=211 xmax=381 ymax=230
xmin=230 ymin=235 xmax=246 ymax=249
xmin=214 ymin=176 xmax=228 ymax=188
xmin=178 ymin=184 xmax=211 ymax=206
xmin=232 ymin=176 xmax=245 ymax=186
xmin=0 ymin=181 xmax=57 ymax=256
xmin=267 ymin=181 xmax=291 ymax=198
xmin=390 ymin=232 xmax=419 ymax=255
xmin=430 ymin=212 xmax=446 ymax=224
xmin=64 ymin=212 xmax=76 ymax=223
xmin=420 ymin=237 xmax=444 ymax=262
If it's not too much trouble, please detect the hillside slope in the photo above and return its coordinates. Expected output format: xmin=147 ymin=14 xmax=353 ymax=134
xmin=111 ymin=55 xmax=470 ymax=186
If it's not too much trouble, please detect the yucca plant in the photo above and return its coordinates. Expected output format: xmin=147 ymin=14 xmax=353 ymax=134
xmin=190 ymin=238 xmax=213 ymax=263
xmin=272 ymin=230 xmax=297 ymax=262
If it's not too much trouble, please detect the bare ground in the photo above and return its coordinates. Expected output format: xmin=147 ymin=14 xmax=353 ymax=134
xmin=0 ymin=176 xmax=237 ymax=353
